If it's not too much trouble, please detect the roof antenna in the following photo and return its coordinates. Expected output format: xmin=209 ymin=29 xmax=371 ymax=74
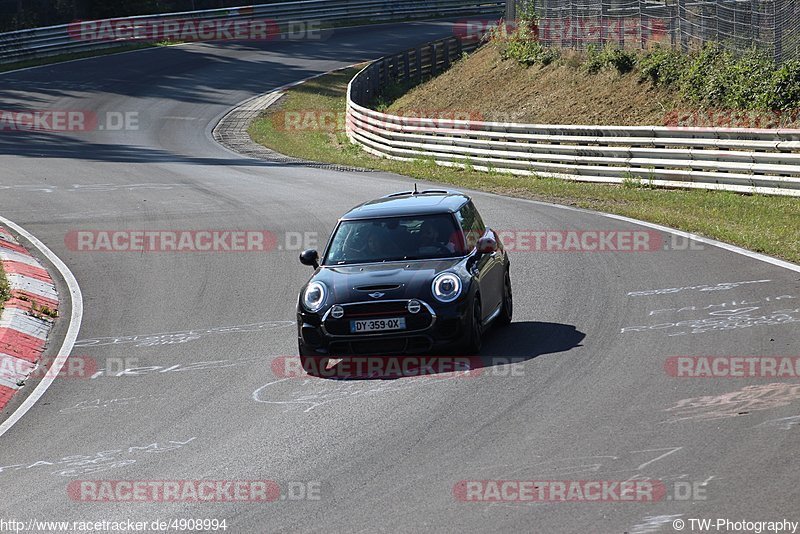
xmin=413 ymin=183 xmax=419 ymax=195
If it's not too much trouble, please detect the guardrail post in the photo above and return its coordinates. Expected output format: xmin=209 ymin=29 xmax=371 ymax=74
xmin=380 ymin=59 xmax=388 ymax=96
xmin=390 ymin=54 xmax=398 ymax=82
xmin=403 ymin=50 xmax=410 ymax=82
xmin=415 ymin=46 xmax=423 ymax=83
xmin=444 ymin=40 xmax=451 ymax=70
xmin=430 ymin=43 xmax=438 ymax=75
xmin=371 ymin=66 xmax=380 ymax=102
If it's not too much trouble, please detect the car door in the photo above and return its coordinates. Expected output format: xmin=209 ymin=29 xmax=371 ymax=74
xmin=456 ymin=202 xmax=503 ymax=321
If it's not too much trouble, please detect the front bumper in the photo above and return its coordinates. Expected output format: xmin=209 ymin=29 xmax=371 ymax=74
xmin=297 ymin=298 xmax=470 ymax=356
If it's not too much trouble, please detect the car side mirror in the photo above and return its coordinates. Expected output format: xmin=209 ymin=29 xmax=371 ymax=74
xmin=299 ymin=249 xmax=319 ymax=268
xmin=476 ymin=233 xmax=498 ymax=255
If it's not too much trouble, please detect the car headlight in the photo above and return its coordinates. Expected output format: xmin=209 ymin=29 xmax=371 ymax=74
xmin=302 ymin=281 xmax=327 ymax=312
xmin=432 ymin=273 xmax=462 ymax=303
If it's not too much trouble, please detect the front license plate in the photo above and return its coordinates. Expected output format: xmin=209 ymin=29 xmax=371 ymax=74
xmin=350 ymin=317 xmax=406 ymax=333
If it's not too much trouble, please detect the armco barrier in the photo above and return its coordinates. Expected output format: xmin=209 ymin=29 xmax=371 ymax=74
xmin=346 ymin=37 xmax=800 ymax=197
xmin=0 ymin=0 xmax=503 ymax=64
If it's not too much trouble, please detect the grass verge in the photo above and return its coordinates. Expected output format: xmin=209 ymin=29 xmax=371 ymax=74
xmin=0 ymin=262 xmax=10 ymax=314
xmin=248 ymin=67 xmax=800 ymax=264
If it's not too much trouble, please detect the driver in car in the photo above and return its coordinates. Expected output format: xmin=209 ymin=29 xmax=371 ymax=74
xmin=419 ymin=220 xmax=458 ymax=254
xmin=344 ymin=226 xmax=400 ymax=260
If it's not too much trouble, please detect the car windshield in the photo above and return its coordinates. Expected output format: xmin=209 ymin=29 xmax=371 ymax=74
xmin=324 ymin=214 xmax=467 ymax=265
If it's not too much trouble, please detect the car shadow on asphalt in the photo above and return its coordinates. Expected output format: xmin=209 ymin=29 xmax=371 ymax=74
xmin=316 ymin=321 xmax=586 ymax=381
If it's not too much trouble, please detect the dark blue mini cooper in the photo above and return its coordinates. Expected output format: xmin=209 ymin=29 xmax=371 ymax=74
xmin=296 ymin=189 xmax=512 ymax=374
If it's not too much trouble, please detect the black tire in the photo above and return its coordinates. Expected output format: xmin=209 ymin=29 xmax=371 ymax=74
xmin=497 ymin=269 xmax=513 ymax=326
xmin=465 ymin=298 xmax=483 ymax=354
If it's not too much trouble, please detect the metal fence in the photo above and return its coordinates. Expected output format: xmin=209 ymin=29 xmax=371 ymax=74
xmin=0 ymin=0 xmax=504 ymax=64
xmin=507 ymin=0 xmax=800 ymax=63
xmin=346 ymin=35 xmax=800 ymax=196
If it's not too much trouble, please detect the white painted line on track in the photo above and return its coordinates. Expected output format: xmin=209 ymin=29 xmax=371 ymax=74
xmin=477 ymin=190 xmax=800 ymax=274
xmin=0 ymin=215 xmax=83 ymax=439
xmin=599 ymin=212 xmax=800 ymax=274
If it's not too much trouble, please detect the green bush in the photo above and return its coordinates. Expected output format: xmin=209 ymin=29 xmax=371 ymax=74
xmin=605 ymin=47 xmax=637 ymax=74
xmin=539 ymin=47 xmax=560 ymax=66
xmin=492 ymin=20 xmax=559 ymax=66
xmin=585 ymin=45 xmax=605 ymax=74
xmin=0 ymin=264 xmax=10 ymax=312
xmin=677 ymin=44 xmax=782 ymax=110
xmin=638 ymin=43 xmax=789 ymax=111
xmin=585 ymin=44 xmax=637 ymax=75
xmin=725 ymin=50 xmax=775 ymax=109
xmin=492 ymin=20 xmax=800 ymax=112
xmin=639 ymin=46 xmax=688 ymax=87
xmin=763 ymin=59 xmax=800 ymax=110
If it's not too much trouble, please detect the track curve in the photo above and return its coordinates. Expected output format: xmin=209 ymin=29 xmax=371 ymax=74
xmin=1 ymin=20 xmax=799 ymax=533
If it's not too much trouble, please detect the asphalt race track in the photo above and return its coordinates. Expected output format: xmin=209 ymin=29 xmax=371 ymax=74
xmin=1 ymin=20 xmax=799 ymax=533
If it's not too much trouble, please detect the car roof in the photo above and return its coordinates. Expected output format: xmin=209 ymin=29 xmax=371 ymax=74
xmin=341 ymin=190 xmax=471 ymax=220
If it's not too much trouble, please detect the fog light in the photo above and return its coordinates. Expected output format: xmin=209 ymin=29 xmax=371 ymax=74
xmin=407 ymin=300 xmax=421 ymax=314
xmin=330 ymin=305 xmax=345 ymax=319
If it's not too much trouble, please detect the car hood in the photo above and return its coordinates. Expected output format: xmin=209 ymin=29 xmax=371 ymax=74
xmin=312 ymin=258 xmax=464 ymax=302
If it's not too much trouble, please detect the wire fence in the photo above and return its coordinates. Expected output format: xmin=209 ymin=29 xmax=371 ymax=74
xmin=508 ymin=0 xmax=800 ymax=63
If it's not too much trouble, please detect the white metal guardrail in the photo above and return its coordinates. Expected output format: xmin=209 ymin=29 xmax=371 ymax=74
xmin=0 ymin=0 xmax=503 ymax=65
xmin=346 ymin=37 xmax=800 ymax=197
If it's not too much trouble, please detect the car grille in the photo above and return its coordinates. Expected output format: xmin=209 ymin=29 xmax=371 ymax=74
xmin=323 ymin=300 xmax=434 ymax=336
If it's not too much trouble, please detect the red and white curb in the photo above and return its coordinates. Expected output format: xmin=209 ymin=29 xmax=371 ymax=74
xmin=0 ymin=226 xmax=59 ymax=410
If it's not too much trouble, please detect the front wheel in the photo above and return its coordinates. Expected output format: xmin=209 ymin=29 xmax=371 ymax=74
xmin=465 ymin=298 xmax=483 ymax=354
xmin=497 ymin=269 xmax=513 ymax=326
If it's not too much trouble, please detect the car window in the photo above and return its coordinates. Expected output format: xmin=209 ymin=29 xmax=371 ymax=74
xmin=324 ymin=214 xmax=467 ymax=265
xmin=456 ymin=202 xmax=485 ymax=251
